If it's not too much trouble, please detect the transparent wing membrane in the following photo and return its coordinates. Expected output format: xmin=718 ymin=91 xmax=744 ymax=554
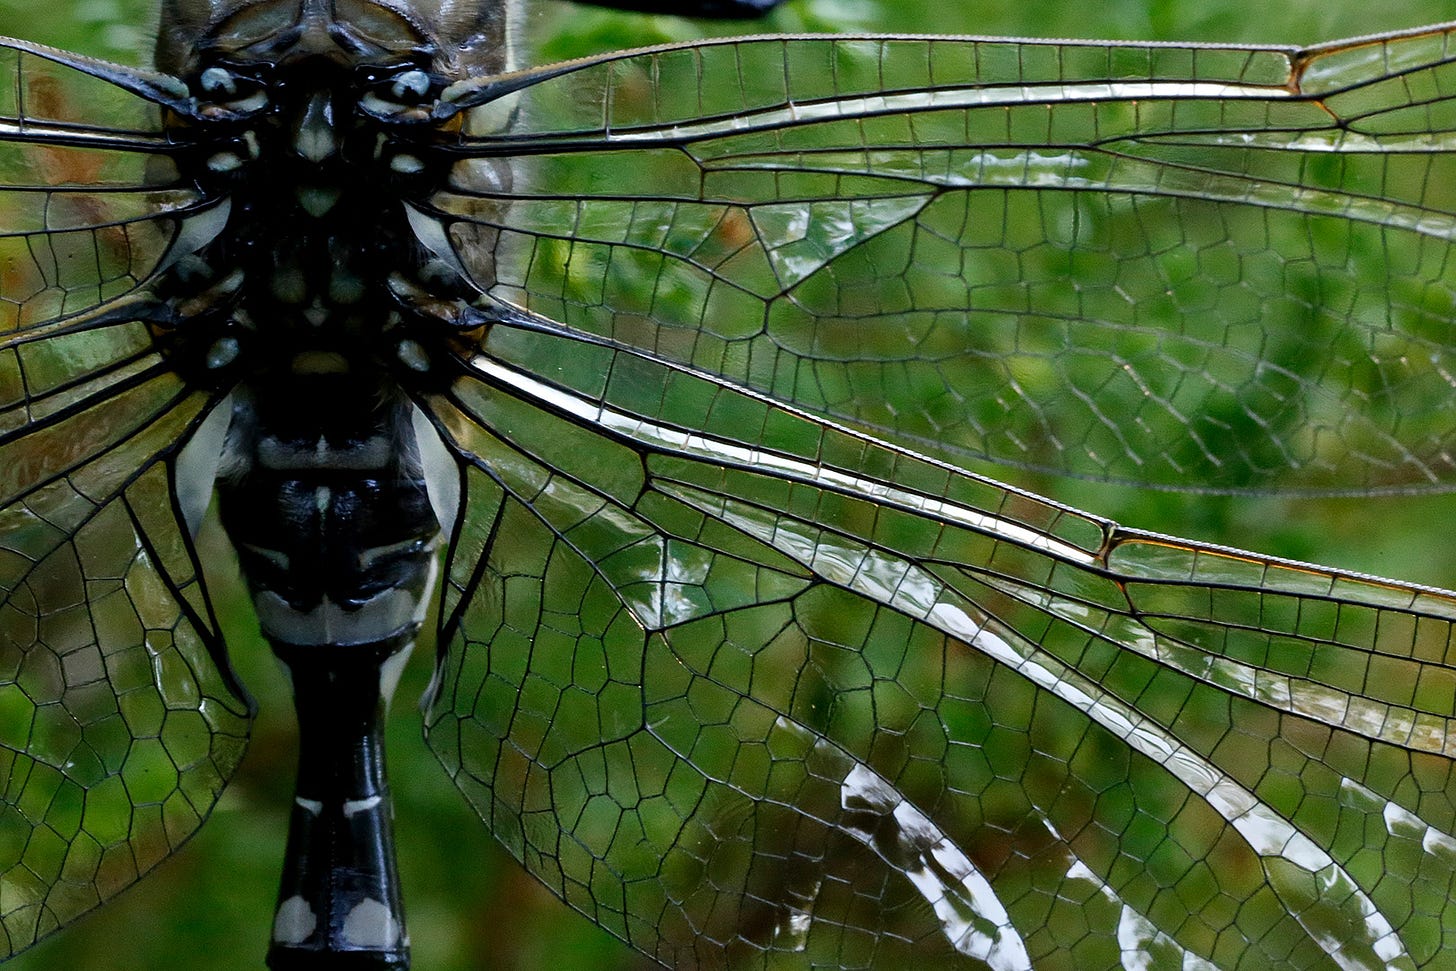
xmin=411 ymin=19 xmax=1456 ymax=969
xmin=0 ymin=368 xmax=248 ymax=957
xmin=0 ymin=38 xmax=246 ymax=961
xmin=0 ymin=40 xmax=196 ymax=330
xmin=432 ymin=25 xmax=1456 ymax=493
xmin=421 ymin=326 xmax=1456 ymax=967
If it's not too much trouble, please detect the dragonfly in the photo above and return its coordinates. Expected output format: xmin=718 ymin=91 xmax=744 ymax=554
xmin=4 ymin=0 xmax=1456 ymax=968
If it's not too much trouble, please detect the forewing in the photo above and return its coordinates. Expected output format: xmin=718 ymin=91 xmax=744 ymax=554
xmin=426 ymin=24 xmax=1456 ymax=494
xmin=0 ymin=41 xmax=249 ymax=958
xmin=420 ymin=331 xmax=1456 ymax=968
xmin=0 ymin=37 xmax=201 ymax=329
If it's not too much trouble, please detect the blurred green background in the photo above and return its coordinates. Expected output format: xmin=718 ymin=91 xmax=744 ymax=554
xmin=0 ymin=0 xmax=1453 ymax=969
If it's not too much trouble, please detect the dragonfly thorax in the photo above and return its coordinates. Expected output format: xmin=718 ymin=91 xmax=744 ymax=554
xmin=145 ymin=52 xmax=493 ymax=404
xmin=145 ymin=0 xmax=513 ymax=393
xmin=155 ymin=0 xmax=516 ymax=81
xmin=158 ymin=51 xmax=465 ymax=644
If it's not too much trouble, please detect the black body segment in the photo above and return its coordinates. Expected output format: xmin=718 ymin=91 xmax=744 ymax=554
xmin=215 ymin=381 xmax=439 ymax=970
xmin=215 ymin=384 xmax=441 ymax=650
xmin=268 ymin=641 xmax=412 ymax=971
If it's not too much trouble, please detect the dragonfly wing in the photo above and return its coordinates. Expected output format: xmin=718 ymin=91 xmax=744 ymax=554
xmin=420 ymin=331 xmax=1456 ymax=967
xmin=0 ymin=38 xmax=203 ymax=327
xmin=0 ymin=342 xmax=250 ymax=957
xmin=0 ymin=41 xmax=248 ymax=959
xmin=427 ymin=24 xmax=1456 ymax=494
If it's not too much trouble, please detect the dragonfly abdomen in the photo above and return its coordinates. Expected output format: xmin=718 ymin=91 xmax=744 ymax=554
xmin=215 ymin=377 xmax=443 ymax=969
xmin=217 ymin=379 xmax=440 ymax=649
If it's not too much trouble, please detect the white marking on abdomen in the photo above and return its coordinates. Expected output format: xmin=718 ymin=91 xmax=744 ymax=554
xmin=257 ymin=434 xmax=392 ymax=470
xmin=343 ymin=796 xmax=382 ymax=817
xmin=273 ymin=895 xmax=319 ymax=945
xmin=341 ymin=898 xmax=400 ymax=949
xmin=255 ymin=588 xmax=420 ymax=647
